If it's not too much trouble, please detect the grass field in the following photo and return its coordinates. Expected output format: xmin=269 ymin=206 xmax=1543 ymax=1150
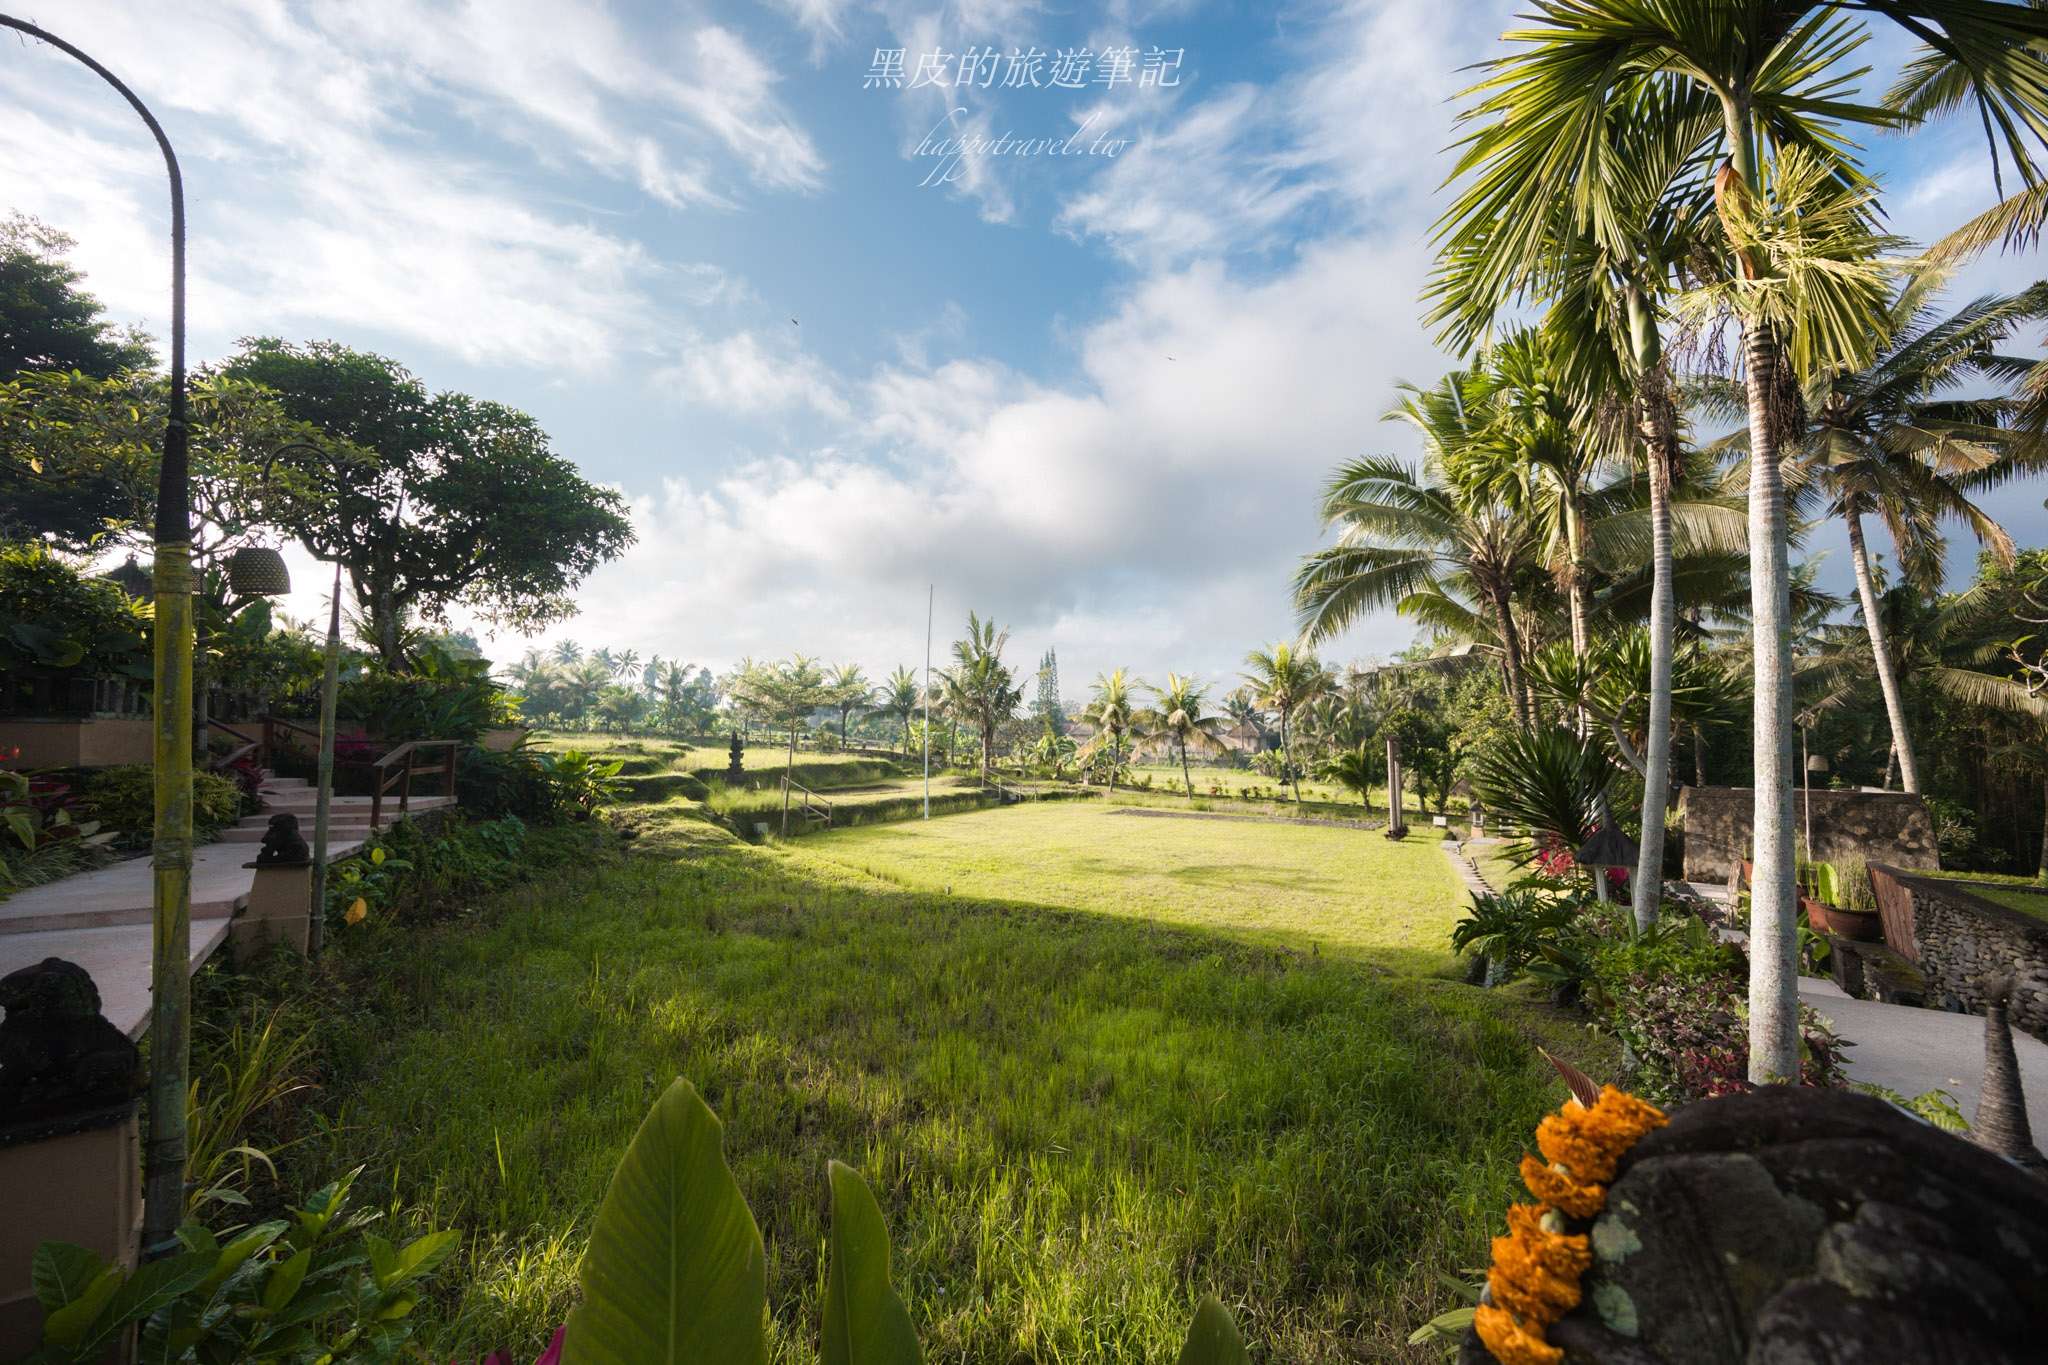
xmin=227 ymin=763 xmax=1598 ymax=1362
xmin=803 ymin=803 xmax=1464 ymax=974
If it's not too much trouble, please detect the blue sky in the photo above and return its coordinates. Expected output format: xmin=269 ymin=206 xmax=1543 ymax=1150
xmin=6 ymin=1 xmax=2044 ymax=690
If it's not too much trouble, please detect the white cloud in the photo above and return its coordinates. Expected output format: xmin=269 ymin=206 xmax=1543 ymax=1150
xmin=0 ymin=0 xmax=811 ymax=369
xmin=657 ymin=331 xmax=852 ymax=418
xmin=528 ymin=232 xmax=1449 ymax=686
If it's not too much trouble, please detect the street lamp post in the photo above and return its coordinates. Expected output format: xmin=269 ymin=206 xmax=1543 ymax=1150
xmin=2 ymin=14 xmax=195 ymax=1255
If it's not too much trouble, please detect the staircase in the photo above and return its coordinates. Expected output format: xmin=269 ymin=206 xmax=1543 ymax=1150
xmin=0 ymin=769 xmax=457 ymax=1038
xmin=220 ymin=772 xmax=455 ymax=844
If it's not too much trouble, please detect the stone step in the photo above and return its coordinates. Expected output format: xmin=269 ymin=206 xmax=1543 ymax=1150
xmin=222 ymin=821 xmax=371 ymax=843
xmin=258 ymin=793 xmax=455 ymax=814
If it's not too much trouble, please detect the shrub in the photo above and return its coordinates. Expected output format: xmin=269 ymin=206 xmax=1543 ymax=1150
xmin=24 ymin=1172 xmax=455 ymax=1364
xmin=459 ymin=744 xmax=568 ymax=823
xmin=337 ymin=643 xmax=517 ymax=743
xmin=1 ymin=761 xmax=116 ymax=889
xmin=79 ymin=764 xmax=243 ymax=844
xmin=1465 ymin=725 xmax=1613 ymax=857
xmin=0 ymin=539 xmax=151 ymax=688
xmin=1609 ymin=971 xmax=1847 ymax=1104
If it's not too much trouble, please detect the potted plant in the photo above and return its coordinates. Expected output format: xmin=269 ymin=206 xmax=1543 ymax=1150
xmin=1803 ymin=855 xmax=1883 ymax=942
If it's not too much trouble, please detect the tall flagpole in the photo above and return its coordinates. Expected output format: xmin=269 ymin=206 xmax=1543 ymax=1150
xmin=922 ymin=585 xmax=932 ymax=820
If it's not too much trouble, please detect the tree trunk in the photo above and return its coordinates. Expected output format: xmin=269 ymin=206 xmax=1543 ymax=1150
xmin=1694 ymin=723 xmax=1707 ymax=788
xmin=1488 ymin=580 xmax=1533 ymax=729
xmin=1716 ymin=97 xmax=1800 ymax=1084
xmin=1741 ymin=320 xmax=1802 ymax=1085
xmin=1846 ymin=511 xmax=1922 ymax=794
xmin=1566 ymin=499 xmax=1592 ymax=662
xmin=376 ymin=586 xmax=401 ymax=669
xmin=1282 ymin=711 xmax=1301 ymax=803
xmin=1632 ymin=387 xmax=1679 ymax=931
xmin=2039 ymin=778 xmax=2048 ymax=880
xmin=1181 ymin=738 xmax=1193 ymax=797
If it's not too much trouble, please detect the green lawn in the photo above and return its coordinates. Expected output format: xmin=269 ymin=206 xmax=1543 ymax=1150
xmin=802 ymin=803 xmax=1464 ymax=974
xmin=234 ymin=790 xmax=1594 ymax=1363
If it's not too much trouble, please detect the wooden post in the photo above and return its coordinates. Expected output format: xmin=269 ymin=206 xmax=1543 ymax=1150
xmin=1386 ymin=735 xmax=1408 ymax=839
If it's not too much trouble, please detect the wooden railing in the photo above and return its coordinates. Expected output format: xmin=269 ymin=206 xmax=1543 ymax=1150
xmin=370 ymin=740 xmax=460 ymax=829
xmin=780 ymin=775 xmax=833 ymax=829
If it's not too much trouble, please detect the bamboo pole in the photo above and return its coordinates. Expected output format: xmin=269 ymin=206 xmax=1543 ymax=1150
xmin=309 ymin=559 xmax=342 ymax=957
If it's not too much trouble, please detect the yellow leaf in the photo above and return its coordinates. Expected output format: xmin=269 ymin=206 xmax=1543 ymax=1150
xmin=345 ymin=898 xmax=368 ymax=925
xmin=370 ymin=847 xmax=385 ymax=865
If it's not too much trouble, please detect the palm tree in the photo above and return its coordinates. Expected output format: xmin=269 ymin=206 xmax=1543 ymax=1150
xmin=1222 ymin=690 xmax=1269 ymax=753
xmin=880 ymin=665 xmax=921 ymax=756
xmin=1241 ymin=643 xmax=1329 ymax=804
xmin=827 ymin=663 xmax=871 ymax=747
xmin=611 ymin=648 xmax=641 ymax=683
xmin=1296 ymin=444 xmax=1540 ymax=728
xmin=1318 ymin=744 xmax=1376 ymax=814
xmin=551 ymin=639 xmax=582 ymax=665
xmin=641 ymin=653 xmax=664 ymax=696
xmin=941 ymin=613 xmax=1022 ymax=783
xmin=1148 ymin=673 xmax=1227 ymax=797
xmin=1077 ymin=668 xmax=1144 ymax=794
xmin=1435 ymin=1 xmax=2048 ymax=1083
xmin=1797 ymin=276 xmax=2042 ymax=793
xmin=731 ymin=656 xmax=830 ymax=835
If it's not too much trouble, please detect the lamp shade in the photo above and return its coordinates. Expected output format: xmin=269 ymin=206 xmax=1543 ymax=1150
xmin=1807 ymin=753 xmax=1830 ymax=774
xmin=226 ymin=545 xmax=292 ymax=597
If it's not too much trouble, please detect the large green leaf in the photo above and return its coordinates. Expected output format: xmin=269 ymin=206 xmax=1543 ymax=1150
xmin=1175 ymin=1295 xmax=1249 ymax=1365
xmin=821 ymin=1160 xmax=921 ymax=1365
xmin=563 ymin=1078 xmax=767 ymax=1365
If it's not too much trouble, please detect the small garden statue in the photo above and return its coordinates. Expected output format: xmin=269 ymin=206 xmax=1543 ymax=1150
xmin=0 ymin=957 xmax=142 ymax=1132
xmin=253 ymin=812 xmax=311 ymax=867
xmin=727 ymin=731 xmax=745 ymax=781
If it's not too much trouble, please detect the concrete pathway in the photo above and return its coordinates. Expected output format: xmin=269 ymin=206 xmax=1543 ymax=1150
xmin=0 ymin=777 xmax=453 ymax=1038
xmin=1438 ymin=859 xmax=2048 ymax=1138
xmin=1799 ymin=976 xmax=2048 ymax=1138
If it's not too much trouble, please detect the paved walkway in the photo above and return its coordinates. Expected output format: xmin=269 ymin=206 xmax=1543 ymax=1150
xmin=1439 ymin=855 xmax=2048 ymax=1136
xmin=1799 ymin=976 xmax=2048 ymax=1137
xmin=0 ymin=778 xmax=452 ymax=1038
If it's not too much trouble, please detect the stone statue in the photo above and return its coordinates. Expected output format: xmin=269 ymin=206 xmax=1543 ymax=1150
xmin=253 ymin=811 xmax=310 ymax=866
xmin=1460 ymin=1086 xmax=2048 ymax=1364
xmin=0 ymin=958 xmax=142 ymax=1134
xmin=727 ymin=731 xmax=745 ymax=781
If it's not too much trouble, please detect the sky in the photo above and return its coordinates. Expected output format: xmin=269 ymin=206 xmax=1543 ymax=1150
xmin=5 ymin=0 xmax=2046 ymax=693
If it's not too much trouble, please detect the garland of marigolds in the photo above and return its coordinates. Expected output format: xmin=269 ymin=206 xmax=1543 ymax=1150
xmin=1474 ymin=1086 xmax=1668 ymax=1365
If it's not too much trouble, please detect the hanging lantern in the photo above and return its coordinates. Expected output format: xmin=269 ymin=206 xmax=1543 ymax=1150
xmin=226 ymin=545 xmax=292 ymax=597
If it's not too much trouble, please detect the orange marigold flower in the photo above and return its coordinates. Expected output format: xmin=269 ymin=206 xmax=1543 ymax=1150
xmin=1474 ymin=1302 xmax=1563 ymax=1365
xmin=1519 ymin=1153 xmax=1605 ymax=1219
xmin=1504 ymin=1203 xmax=1592 ymax=1279
xmin=1536 ymin=1085 xmax=1668 ymax=1184
xmin=1486 ymin=1258 xmax=1578 ymax=1325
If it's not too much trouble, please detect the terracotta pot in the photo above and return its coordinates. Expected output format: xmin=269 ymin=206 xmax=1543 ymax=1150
xmin=1805 ymin=895 xmax=1883 ymax=942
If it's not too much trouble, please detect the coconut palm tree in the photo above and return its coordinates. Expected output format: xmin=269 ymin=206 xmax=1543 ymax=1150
xmin=1148 ymin=673 xmax=1227 ymax=797
xmin=551 ymin=639 xmax=582 ymax=665
xmin=941 ymin=614 xmax=1022 ymax=784
xmin=1795 ymin=276 xmax=2042 ymax=793
xmin=826 ymin=663 xmax=871 ymax=747
xmin=1222 ymin=689 xmax=1270 ymax=753
xmin=1241 ymin=643 xmax=1329 ymax=804
xmin=1294 ymin=388 xmax=1543 ymax=728
xmin=1077 ymin=668 xmax=1144 ymax=794
xmin=1434 ymin=1 xmax=2048 ymax=1083
xmin=611 ymin=648 xmax=641 ymax=683
xmin=640 ymin=653 xmax=664 ymax=697
xmin=879 ymin=665 xmax=921 ymax=756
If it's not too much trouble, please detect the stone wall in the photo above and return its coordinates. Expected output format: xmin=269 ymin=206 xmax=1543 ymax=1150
xmin=1869 ymin=866 xmax=2048 ymax=1042
xmin=1677 ymin=785 xmax=1939 ymax=883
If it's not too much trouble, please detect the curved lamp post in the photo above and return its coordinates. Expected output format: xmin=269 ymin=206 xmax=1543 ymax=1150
xmin=1 ymin=13 xmax=194 ymax=1255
